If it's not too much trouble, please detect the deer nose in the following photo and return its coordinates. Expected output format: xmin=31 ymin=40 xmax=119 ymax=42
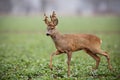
xmin=46 ymin=32 xmax=50 ymax=36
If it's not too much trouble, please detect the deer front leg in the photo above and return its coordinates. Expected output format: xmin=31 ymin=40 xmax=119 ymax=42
xmin=67 ymin=52 xmax=72 ymax=77
xmin=49 ymin=50 xmax=61 ymax=70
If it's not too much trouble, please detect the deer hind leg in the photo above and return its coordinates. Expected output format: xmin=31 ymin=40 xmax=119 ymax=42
xmin=84 ymin=49 xmax=100 ymax=70
xmin=49 ymin=50 xmax=61 ymax=70
xmin=92 ymin=49 xmax=112 ymax=70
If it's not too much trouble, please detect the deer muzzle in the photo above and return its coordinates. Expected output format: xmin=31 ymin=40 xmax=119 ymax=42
xmin=46 ymin=32 xmax=50 ymax=36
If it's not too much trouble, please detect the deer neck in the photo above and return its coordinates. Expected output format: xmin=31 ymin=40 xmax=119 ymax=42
xmin=50 ymin=29 xmax=62 ymax=42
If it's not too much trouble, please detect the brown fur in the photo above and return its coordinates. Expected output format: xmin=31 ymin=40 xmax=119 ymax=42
xmin=43 ymin=11 xmax=112 ymax=77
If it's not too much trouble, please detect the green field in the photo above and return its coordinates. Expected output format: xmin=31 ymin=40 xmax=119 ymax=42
xmin=0 ymin=16 xmax=120 ymax=80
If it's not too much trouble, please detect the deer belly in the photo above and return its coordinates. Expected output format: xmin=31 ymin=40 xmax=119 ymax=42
xmin=56 ymin=44 xmax=72 ymax=53
xmin=71 ymin=43 xmax=84 ymax=51
xmin=55 ymin=43 xmax=82 ymax=53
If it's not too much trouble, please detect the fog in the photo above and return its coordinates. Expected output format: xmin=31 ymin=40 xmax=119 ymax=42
xmin=0 ymin=0 xmax=120 ymax=15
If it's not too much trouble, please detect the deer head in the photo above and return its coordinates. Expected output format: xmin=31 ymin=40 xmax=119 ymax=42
xmin=43 ymin=11 xmax=58 ymax=36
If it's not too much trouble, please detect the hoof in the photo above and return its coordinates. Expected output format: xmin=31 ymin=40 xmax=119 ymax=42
xmin=109 ymin=66 xmax=113 ymax=71
xmin=50 ymin=68 xmax=53 ymax=70
xmin=67 ymin=74 xmax=70 ymax=77
xmin=109 ymin=66 xmax=115 ymax=72
xmin=67 ymin=71 xmax=70 ymax=77
xmin=49 ymin=64 xmax=53 ymax=70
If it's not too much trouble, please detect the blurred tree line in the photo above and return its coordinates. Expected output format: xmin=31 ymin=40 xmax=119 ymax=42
xmin=0 ymin=0 xmax=120 ymax=15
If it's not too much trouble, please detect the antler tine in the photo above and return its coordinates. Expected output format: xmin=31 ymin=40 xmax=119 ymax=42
xmin=43 ymin=13 xmax=49 ymax=24
xmin=52 ymin=11 xmax=56 ymax=17
xmin=50 ymin=14 xmax=53 ymax=21
xmin=44 ymin=13 xmax=48 ymax=18
xmin=50 ymin=11 xmax=58 ymax=26
xmin=50 ymin=11 xmax=56 ymax=21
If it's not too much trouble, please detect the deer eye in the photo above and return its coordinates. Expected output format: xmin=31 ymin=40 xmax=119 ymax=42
xmin=47 ymin=27 xmax=54 ymax=30
xmin=51 ymin=27 xmax=54 ymax=30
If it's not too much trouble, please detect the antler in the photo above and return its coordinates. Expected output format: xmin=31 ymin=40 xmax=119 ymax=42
xmin=43 ymin=11 xmax=58 ymax=26
xmin=52 ymin=11 xmax=56 ymax=17
xmin=50 ymin=11 xmax=58 ymax=26
xmin=43 ymin=13 xmax=49 ymax=24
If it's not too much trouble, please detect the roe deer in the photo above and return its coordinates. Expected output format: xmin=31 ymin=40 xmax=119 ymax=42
xmin=43 ymin=11 xmax=112 ymax=77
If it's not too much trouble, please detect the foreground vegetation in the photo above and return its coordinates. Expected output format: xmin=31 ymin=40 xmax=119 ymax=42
xmin=0 ymin=16 xmax=120 ymax=80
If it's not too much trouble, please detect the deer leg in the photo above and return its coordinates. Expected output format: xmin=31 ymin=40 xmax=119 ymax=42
xmin=67 ymin=52 xmax=72 ymax=77
xmin=49 ymin=50 xmax=61 ymax=70
xmin=101 ymin=51 xmax=112 ymax=70
xmin=104 ymin=52 xmax=112 ymax=70
xmin=84 ymin=49 xmax=100 ymax=70
xmin=93 ymin=49 xmax=112 ymax=70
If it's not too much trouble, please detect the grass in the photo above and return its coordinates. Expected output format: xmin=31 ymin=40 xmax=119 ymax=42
xmin=0 ymin=16 xmax=120 ymax=80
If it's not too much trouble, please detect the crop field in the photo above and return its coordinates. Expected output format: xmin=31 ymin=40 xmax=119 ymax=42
xmin=0 ymin=16 xmax=120 ymax=80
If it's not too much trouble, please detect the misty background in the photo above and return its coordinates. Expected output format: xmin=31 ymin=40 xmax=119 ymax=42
xmin=0 ymin=0 xmax=120 ymax=16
